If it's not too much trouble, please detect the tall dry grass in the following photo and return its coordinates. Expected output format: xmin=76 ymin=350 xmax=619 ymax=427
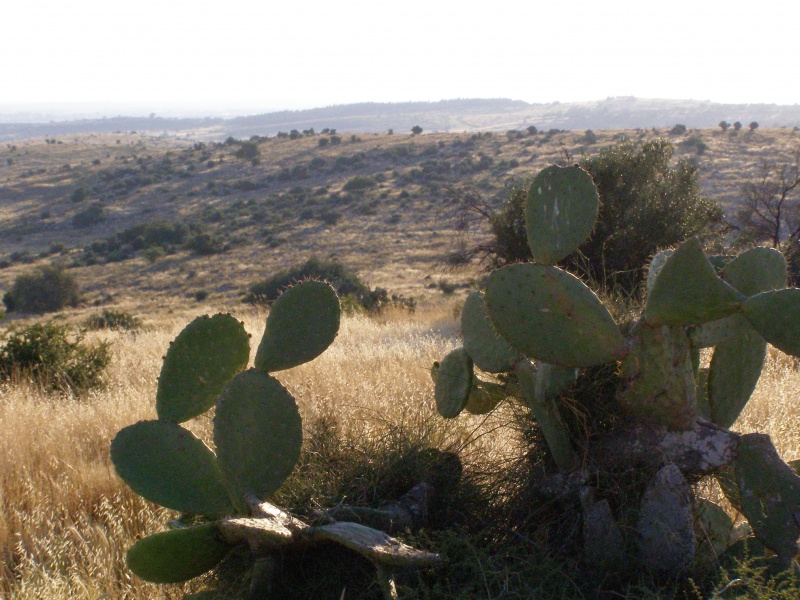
xmin=1 ymin=303 xmax=799 ymax=598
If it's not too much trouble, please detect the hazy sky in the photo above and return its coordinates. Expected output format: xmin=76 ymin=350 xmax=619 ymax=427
xmin=1 ymin=0 xmax=797 ymax=114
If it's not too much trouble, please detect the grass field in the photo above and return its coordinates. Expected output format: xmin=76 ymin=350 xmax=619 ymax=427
xmin=2 ymin=301 xmax=800 ymax=599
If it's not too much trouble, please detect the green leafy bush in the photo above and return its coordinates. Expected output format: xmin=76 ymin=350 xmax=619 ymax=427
xmin=342 ymin=175 xmax=377 ymax=192
xmin=72 ymin=202 xmax=105 ymax=228
xmin=84 ymin=309 xmax=141 ymax=331
xmin=3 ymin=265 xmax=80 ymax=314
xmin=0 ymin=322 xmax=111 ymax=393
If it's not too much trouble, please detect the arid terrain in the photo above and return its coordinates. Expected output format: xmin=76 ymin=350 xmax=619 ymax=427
xmin=2 ymin=124 xmax=800 ymax=599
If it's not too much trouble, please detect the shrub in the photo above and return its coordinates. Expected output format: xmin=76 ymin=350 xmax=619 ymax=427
xmin=3 ymin=265 xmax=80 ymax=314
xmin=342 ymin=175 xmax=377 ymax=192
xmin=411 ymin=125 xmax=423 ymax=135
xmin=84 ymin=309 xmax=141 ymax=331
xmin=456 ymin=139 xmax=723 ymax=294
xmin=70 ymin=186 xmax=91 ymax=203
xmin=246 ymin=257 xmax=370 ymax=305
xmin=670 ymin=123 xmax=687 ymax=135
xmin=0 ymin=322 xmax=112 ymax=393
xmin=234 ymin=141 xmax=260 ymax=161
xmin=72 ymin=203 xmax=105 ymax=228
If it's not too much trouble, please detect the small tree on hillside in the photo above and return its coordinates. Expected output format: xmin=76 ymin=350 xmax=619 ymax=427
xmin=3 ymin=265 xmax=80 ymax=314
xmin=733 ymin=121 xmax=743 ymax=131
xmin=749 ymin=121 xmax=759 ymax=132
xmin=411 ymin=125 xmax=423 ymax=135
xmin=719 ymin=121 xmax=731 ymax=131
xmin=734 ymin=147 xmax=800 ymax=250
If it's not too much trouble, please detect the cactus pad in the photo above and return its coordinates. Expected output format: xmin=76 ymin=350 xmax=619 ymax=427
xmin=111 ymin=420 xmax=234 ymax=515
xmin=214 ymin=369 xmax=302 ymax=499
xmin=126 ymin=524 xmax=230 ymax=583
xmin=461 ymin=290 xmax=522 ymax=372
xmin=742 ymin=288 xmax=800 ymax=357
xmin=644 ymin=238 xmax=745 ymax=327
xmin=616 ymin=324 xmax=697 ymax=430
xmin=435 ymin=348 xmax=473 ymax=418
xmin=733 ymin=433 xmax=800 ymax=557
xmin=645 ymin=249 xmax=673 ymax=295
xmin=254 ymin=280 xmax=340 ymax=373
xmin=708 ymin=320 xmax=766 ymax=428
xmin=486 ymin=263 xmax=626 ymax=368
xmin=312 ymin=522 xmax=442 ymax=568
xmin=525 ymin=165 xmax=599 ymax=265
xmin=464 ymin=377 xmax=506 ymax=415
xmin=156 ymin=314 xmax=250 ymax=423
xmin=722 ymin=246 xmax=787 ymax=296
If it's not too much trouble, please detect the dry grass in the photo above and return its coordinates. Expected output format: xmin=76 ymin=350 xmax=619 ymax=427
xmin=0 ymin=303 xmax=486 ymax=599
xmin=1 ymin=301 xmax=800 ymax=599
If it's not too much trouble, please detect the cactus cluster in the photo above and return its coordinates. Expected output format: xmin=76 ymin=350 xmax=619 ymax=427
xmin=434 ymin=165 xmax=800 ymax=574
xmin=112 ymin=281 xmax=439 ymax=599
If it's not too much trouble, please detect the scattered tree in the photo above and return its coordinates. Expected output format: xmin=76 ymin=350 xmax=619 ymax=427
xmin=749 ymin=121 xmax=759 ymax=132
xmin=411 ymin=125 xmax=423 ymax=135
xmin=733 ymin=147 xmax=800 ymax=250
xmin=719 ymin=121 xmax=731 ymax=131
xmin=733 ymin=121 xmax=743 ymax=131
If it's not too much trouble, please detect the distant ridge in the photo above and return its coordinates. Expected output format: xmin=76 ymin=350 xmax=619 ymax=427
xmin=2 ymin=97 xmax=799 ymax=142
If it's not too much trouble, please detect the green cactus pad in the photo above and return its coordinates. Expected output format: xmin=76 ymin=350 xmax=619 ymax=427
xmin=485 ymin=263 xmax=626 ymax=368
xmin=254 ymin=280 xmax=340 ymax=373
xmin=435 ymin=348 xmax=473 ymax=418
xmin=464 ymin=378 xmax=506 ymax=415
xmin=646 ymin=249 xmax=674 ymax=295
xmin=708 ymin=321 xmax=766 ymax=428
xmin=616 ymin=324 xmax=697 ymax=430
xmin=694 ymin=498 xmax=736 ymax=556
xmin=126 ymin=524 xmax=230 ymax=583
xmin=743 ymin=288 xmax=800 ymax=357
xmin=535 ymin=362 xmax=578 ymax=403
xmin=687 ymin=316 xmax=743 ymax=348
xmin=644 ymin=238 xmax=745 ymax=327
xmin=461 ymin=290 xmax=522 ymax=372
xmin=214 ymin=369 xmax=302 ymax=499
xmin=516 ymin=360 xmax=577 ymax=471
xmin=111 ymin=420 xmax=234 ymax=515
xmin=707 ymin=254 xmax=736 ymax=275
xmin=734 ymin=433 xmax=800 ymax=557
xmin=722 ymin=246 xmax=787 ymax=297
xmin=525 ymin=165 xmax=599 ymax=265
xmin=156 ymin=314 xmax=250 ymax=423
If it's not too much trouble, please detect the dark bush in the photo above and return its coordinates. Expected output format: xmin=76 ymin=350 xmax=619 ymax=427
xmin=246 ymin=257 xmax=370 ymax=305
xmin=185 ymin=233 xmax=223 ymax=256
xmin=72 ymin=203 xmax=105 ymax=228
xmin=234 ymin=141 xmax=260 ymax=161
xmin=0 ymin=322 xmax=111 ymax=393
xmin=84 ymin=309 xmax=141 ymax=331
xmin=3 ymin=265 xmax=80 ymax=314
xmin=456 ymin=139 xmax=723 ymax=294
xmin=342 ymin=175 xmax=377 ymax=192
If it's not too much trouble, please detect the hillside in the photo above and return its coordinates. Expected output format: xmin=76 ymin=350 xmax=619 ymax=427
xmin=2 ymin=97 xmax=799 ymax=142
xmin=0 ymin=125 xmax=798 ymax=317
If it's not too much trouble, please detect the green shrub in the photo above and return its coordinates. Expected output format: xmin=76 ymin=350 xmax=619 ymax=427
xmin=342 ymin=175 xmax=377 ymax=192
xmin=72 ymin=202 xmax=105 ymax=228
xmin=246 ymin=258 xmax=370 ymax=305
xmin=3 ymin=265 xmax=80 ymax=314
xmin=0 ymin=322 xmax=112 ymax=393
xmin=84 ymin=309 xmax=141 ymax=331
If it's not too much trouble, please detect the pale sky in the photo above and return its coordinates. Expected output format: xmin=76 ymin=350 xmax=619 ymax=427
xmin=1 ymin=0 xmax=797 ymax=115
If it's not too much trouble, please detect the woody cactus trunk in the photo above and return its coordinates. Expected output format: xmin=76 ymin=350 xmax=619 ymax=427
xmin=434 ymin=165 xmax=800 ymax=576
xmin=111 ymin=281 xmax=439 ymax=600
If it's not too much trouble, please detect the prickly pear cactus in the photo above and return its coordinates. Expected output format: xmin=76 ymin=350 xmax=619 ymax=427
xmin=433 ymin=164 xmax=800 ymax=574
xmin=112 ymin=281 xmax=439 ymax=599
